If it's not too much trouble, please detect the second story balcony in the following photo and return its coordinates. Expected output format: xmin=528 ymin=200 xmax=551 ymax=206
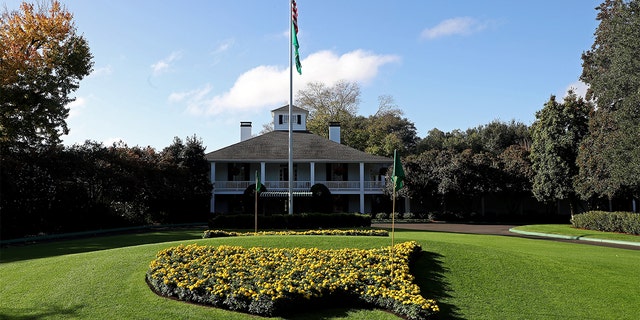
xmin=214 ymin=180 xmax=387 ymax=194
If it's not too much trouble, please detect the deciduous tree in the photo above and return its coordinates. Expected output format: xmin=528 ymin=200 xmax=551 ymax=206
xmin=1 ymin=1 xmax=93 ymax=149
xmin=296 ymin=80 xmax=360 ymax=138
xmin=363 ymin=96 xmax=418 ymax=157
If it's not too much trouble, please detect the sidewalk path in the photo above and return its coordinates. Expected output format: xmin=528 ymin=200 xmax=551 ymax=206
xmin=372 ymin=222 xmax=640 ymax=251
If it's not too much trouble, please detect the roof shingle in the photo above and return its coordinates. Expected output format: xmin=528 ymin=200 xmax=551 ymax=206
xmin=205 ymin=131 xmax=391 ymax=163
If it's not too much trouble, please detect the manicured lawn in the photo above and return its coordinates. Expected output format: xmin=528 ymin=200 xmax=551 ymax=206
xmin=1 ymin=229 xmax=639 ymax=319
xmin=512 ymin=224 xmax=640 ymax=243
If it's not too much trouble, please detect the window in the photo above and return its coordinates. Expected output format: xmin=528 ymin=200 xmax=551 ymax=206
xmin=279 ymin=164 xmax=298 ymax=181
xmin=279 ymin=114 xmax=299 ymax=125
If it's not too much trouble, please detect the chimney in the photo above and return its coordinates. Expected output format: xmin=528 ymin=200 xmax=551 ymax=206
xmin=240 ymin=122 xmax=252 ymax=141
xmin=329 ymin=122 xmax=341 ymax=144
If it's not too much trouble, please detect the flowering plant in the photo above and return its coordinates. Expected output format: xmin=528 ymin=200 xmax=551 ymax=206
xmin=147 ymin=241 xmax=439 ymax=319
xmin=202 ymin=229 xmax=389 ymax=238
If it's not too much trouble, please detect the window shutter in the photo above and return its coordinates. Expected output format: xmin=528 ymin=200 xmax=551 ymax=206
xmin=297 ymin=115 xmax=301 ymax=124
xmin=279 ymin=115 xmax=283 ymax=124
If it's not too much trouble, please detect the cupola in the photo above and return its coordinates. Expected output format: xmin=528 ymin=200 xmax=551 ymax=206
xmin=271 ymin=105 xmax=309 ymax=131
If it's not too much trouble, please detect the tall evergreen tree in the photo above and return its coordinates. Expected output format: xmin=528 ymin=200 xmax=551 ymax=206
xmin=578 ymin=0 xmax=640 ymax=201
xmin=530 ymin=92 xmax=592 ymax=215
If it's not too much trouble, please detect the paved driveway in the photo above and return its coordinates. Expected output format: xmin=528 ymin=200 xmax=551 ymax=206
xmin=372 ymin=222 xmax=640 ymax=250
xmin=374 ymin=223 xmax=519 ymax=236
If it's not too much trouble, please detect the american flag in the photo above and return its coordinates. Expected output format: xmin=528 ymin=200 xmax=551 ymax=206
xmin=292 ymin=0 xmax=298 ymax=34
xmin=292 ymin=0 xmax=301 ymax=74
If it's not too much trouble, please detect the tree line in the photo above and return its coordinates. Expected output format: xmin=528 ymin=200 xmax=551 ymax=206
xmin=1 ymin=2 xmax=213 ymax=239
xmin=2 ymin=1 xmax=639 ymax=238
xmin=297 ymin=1 xmax=640 ymax=219
xmin=1 ymin=137 xmax=212 ymax=239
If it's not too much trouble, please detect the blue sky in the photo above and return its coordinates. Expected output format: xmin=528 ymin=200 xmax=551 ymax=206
xmin=6 ymin=0 xmax=601 ymax=151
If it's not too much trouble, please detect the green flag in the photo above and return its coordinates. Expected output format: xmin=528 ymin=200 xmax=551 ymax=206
xmin=292 ymin=0 xmax=301 ymax=74
xmin=392 ymin=150 xmax=405 ymax=191
xmin=255 ymin=170 xmax=261 ymax=192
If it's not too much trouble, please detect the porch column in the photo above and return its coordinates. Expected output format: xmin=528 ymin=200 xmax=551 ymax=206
xmin=260 ymin=162 xmax=266 ymax=185
xmin=210 ymin=162 xmax=216 ymax=213
xmin=405 ymin=197 xmax=411 ymax=214
xmin=310 ymin=162 xmax=315 ymax=186
xmin=359 ymin=162 xmax=365 ymax=213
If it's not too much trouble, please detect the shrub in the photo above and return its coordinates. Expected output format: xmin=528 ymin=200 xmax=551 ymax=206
xmin=147 ymin=241 xmax=439 ymax=319
xmin=403 ymin=212 xmax=415 ymax=219
xmin=208 ymin=213 xmax=371 ymax=229
xmin=571 ymin=211 xmax=640 ymax=235
xmin=202 ymin=229 xmax=389 ymax=239
xmin=375 ymin=212 xmax=388 ymax=220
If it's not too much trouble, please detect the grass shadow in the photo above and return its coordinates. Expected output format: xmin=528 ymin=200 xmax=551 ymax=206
xmin=412 ymin=251 xmax=465 ymax=320
xmin=283 ymin=306 xmax=378 ymax=320
xmin=0 ymin=229 xmax=203 ymax=263
xmin=0 ymin=304 xmax=84 ymax=320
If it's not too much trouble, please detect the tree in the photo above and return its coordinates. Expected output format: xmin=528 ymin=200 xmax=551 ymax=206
xmin=474 ymin=120 xmax=531 ymax=155
xmin=1 ymin=1 xmax=93 ymax=149
xmin=581 ymin=0 xmax=640 ymax=108
xmin=362 ymin=96 xmax=419 ymax=157
xmin=578 ymin=0 xmax=640 ymax=200
xmin=530 ymin=92 xmax=592 ymax=215
xmin=499 ymin=145 xmax=533 ymax=194
xmin=416 ymin=120 xmax=530 ymax=156
xmin=159 ymin=135 xmax=212 ymax=222
xmin=416 ymin=128 xmax=446 ymax=153
xmin=497 ymin=144 xmax=533 ymax=215
xmin=400 ymin=151 xmax=440 ymax=209
xmin=295 ymin=81 xmax=419 ymax=157
xmin=296 ymin=80 xmax=360 ymax=139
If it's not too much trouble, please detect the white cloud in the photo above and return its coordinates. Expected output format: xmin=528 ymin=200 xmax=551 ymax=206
xmin=421 ymin=17 xmax=489 ymax=40
xmin=151 ymin=51 xmax=182 ymax=76
xmin=212 ymin=39 xmax=234 ymax=54
xmin=89 ymin=65 xmax=113 ymax=78
xmin=169 ymin=49 xmax=400 ymax=116
xmin=104 ymin=137 xmax=126 ymax=147
xmin=67 ymin=97 xmax=87 ymax=118
xmin=563 ymin=81 xmax=589 ymax=99
xmin=169 ymin=84 xmax=214 ymax=115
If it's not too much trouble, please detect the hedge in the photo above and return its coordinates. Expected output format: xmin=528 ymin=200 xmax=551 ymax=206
xmin=208 ymin=213 xmax=371 ymax=230
xmin=202 ymin=229 xmax=389 ymax=238
xmin=571 ymin=211 xmax=640 ymax=235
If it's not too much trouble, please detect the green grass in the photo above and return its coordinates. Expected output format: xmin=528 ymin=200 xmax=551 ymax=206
xmin=1 ymin=229 xmax=639 ymax=319
xmin=512 ymin=224 xmax=640 ymax=243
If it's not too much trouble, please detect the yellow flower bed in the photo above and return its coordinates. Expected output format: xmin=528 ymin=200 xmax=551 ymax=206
xmin=146 ymin=241 xmax=439 ymax=319
xmin=202 ymin=229 xmax=389 ymax=238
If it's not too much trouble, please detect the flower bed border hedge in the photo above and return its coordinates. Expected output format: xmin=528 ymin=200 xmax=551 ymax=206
xmin=208 ymin=213 xmax=371 ymax=229
xmin=202 ymin=229 xmax=389 ymax=238
xmin=146 ymin=241 xmax=439 ymax=319
xmin=571 ymin=211 xmax=640 ymax=235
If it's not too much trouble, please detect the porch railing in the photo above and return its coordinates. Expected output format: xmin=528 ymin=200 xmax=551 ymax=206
xmin=214 ymin=180 xmax=386 ymax=193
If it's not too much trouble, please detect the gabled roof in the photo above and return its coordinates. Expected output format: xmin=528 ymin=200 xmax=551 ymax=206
xmin=271 ymin=105 xmax=309 ymax=114
xmin=205 ymin=130 xmax=391 ymax=163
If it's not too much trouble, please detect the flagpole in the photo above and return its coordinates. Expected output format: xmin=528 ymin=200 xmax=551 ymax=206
xmin=287 ymin=0 xmax=294 ymax=215
xmin=392 ymin=183 xmax=396 ymax=248
xmin=390 ymin=149 xmax=404 ymax=280
xmin=391 ymin=180 xmax=396 ymax=279
xmin=255 ymin=170 xmax=260 ymax=233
